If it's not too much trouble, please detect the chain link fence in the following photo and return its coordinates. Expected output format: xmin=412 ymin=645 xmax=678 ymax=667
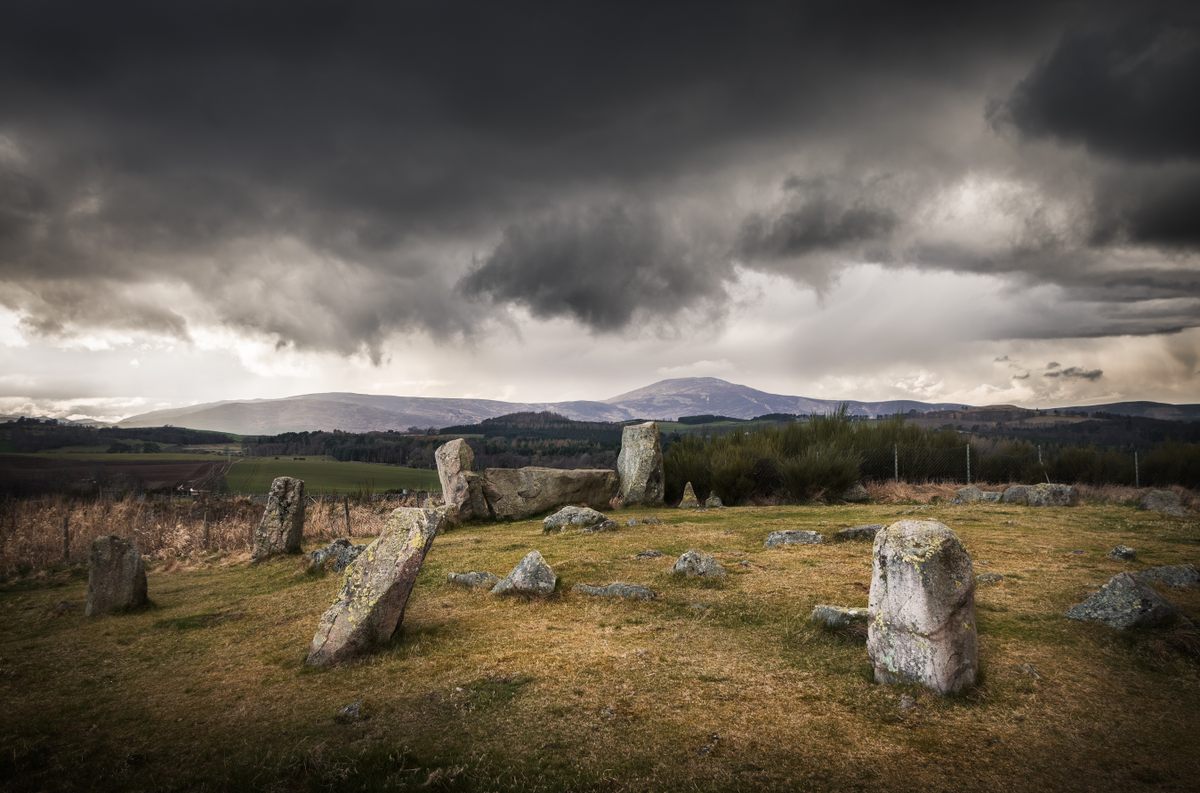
xmin=860 ymin=444 xmax=1155 ymax=486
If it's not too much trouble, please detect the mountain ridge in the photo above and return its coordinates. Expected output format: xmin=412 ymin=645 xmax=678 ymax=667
xmin=110 ymin=377 xmax=1200 ymax=435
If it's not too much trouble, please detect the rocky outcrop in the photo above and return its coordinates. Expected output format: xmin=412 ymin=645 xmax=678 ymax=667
xmin=1066 ymin=572 xmax=1180 ymax=630
xmin=542 ymin=505 xmax=617 ymax=534
xmin=764 ymin=530 xmax=823 ymax=548
xmin=678 ymin=482 xmax=700 ymax=508
xmin=252 ymin=476 xmax=305 ymax=561
xmin=1002 ymin=483 xmax=1077 ymax=507
xmin=492 ymin=550 xmax=557 ymax=596
xmin=85 ymin=535 xmax=148 ymax=616
xmin=832 ymin=524 xmax=883 ymax=543
xmin=672 ymin=549 xmax=725 ymax=578
xmin=616 ymin=422 xmax=664 ymax=506
xmin=306 ymin=538 xmax=367 ymax=573
xmin=867 ymin=520 xmax=978 ymax=695
xmin=305 ymin=507 xmax=444 ymax=667
xmin=1140 ymin=489 xmax=1187 ymax=517
xmin=434 ymin=439 xmax=487 ymax=523
xmin=573 ymin=582 xmax=656 ymax=600
xmin=482 ymin=467 xmax=619 ymax=520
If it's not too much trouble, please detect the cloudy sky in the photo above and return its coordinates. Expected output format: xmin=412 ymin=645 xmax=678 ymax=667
xmin=1 ymin=1 xmax=1198 ymax=421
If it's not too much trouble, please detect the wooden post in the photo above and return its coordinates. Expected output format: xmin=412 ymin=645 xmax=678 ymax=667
xmin=202 ymin=507 xmax=210 ymax=550
xmin=62 ymin=511 xmax=70 ymax=562
xmin=343 ymin=496 xmax=351 ymax=537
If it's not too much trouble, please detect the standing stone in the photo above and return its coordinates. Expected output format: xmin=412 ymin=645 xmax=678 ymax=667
xmin=867 ymin=520 xmax=978 ymax=695
xmin=252 ymin=476 xmax=305 ymax=561
xmin=678 ymin=482 xmax=700 ymax=509
xmin=85 ymin=535 xmax=148 ymax=616
xmin=434 ymin=439 xmax=487 ymax=523
xmin=306 ymin=507 xmax=445 ymax=667
xmin=617 ymin=422 xmax=664 ymax=506
xmin=491 ymin=550 xmax=557 ymax=596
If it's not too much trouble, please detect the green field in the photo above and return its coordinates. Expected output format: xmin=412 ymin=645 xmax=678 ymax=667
xmin=225 ymin=456 xmax=440 ymax=494
xmin=28 ymin=450 xmax=235 ymax=462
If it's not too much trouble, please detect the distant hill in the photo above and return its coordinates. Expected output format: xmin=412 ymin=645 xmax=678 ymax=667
xmin=112 ymin=376 xmax=1200 ymax=435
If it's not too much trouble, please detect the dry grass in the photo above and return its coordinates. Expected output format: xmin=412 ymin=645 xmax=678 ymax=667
xmin=2 ymin=501 xmax=1199 ymax=792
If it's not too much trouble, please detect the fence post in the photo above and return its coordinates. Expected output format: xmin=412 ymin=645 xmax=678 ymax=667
xmin=893 ymin=444 xmax=899 ymax=482
xmin=343 ymin=496 xmax=352 ymax=537
xmin=62 ymin=512 xmax=70 ymax=563
xmin=966 ymin=444 xmax=971 ymax=484
xmin=1134 ymin=450 xmax=1140 ymax=489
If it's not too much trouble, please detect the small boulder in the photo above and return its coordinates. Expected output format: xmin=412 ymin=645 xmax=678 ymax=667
xmin=542 ymin=505 xmax=617 ymax=534
xmin=678 ymin=482 xmax=700 ymax=508
xmin=1026 ymin=483 xmax=1078 ymax=507
xmin=704 ymin=493 xmax=724 ymax=508
xmin=305 ymin=507 xmax=445 ymax=667
xmin=954 ymin=485 xmax=983 ymax=504
xmin=810 ymin=604 xmax=868 ymax=630
xmin=764 ymin=530 xmax=824 ymax=548
xmin=447 ymin=571 xmax=500 ymax=590
xmin=573 ymin=582 xmax=656 ymax=600
xmin=252 ymin=476 xmax=305 ymax=561
xmin=492 ymin=551 xmax=557 ymax=596
xmin=832 ymin=524 xmax=883 ymax=543
xmin=1136 ymin=564 xmax=1200 ymax=589
xmin=867 ymin=520 xmax=977 ymax=695
xmin=1140 ymin=489 xmax=1187 ymax=517
xmin=1066 ymin=572 xmax=1180 ymax=630
xmin=85 ymin=535 xmax=148 ymax=617
xmin=1108 ymin=545 xmax=1137 ymax=561
xmin=305 ymin=538 xmax=367 ymax=573
xmin=672 ymin=549 xmax=725 ymax=578
xmin=841 ymin=482 xmax=870 ymax=503
xmin=1001 ymin=485 xmax=1031 ymax=505
xmin=976 ymin=572 xmax=1006 ymax=586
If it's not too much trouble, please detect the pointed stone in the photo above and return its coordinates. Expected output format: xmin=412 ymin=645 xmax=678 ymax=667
xmin=617 ymin=422 xmax=665 ymax=506
xmin=85 ymin=535 xmax=148 ymax=616
xmin=305 ymin=507 xmax=444 ymax=667
xmin=678 ymin=482 xmax=700 ymax=508
xmin=252 ymin=476 xmax=305 ymax=561
xmin=434 ymin=439 xmax=487 ymax=523
xmin=1066 ymin=572 xmax=1180 ymax=630
xmin=491 ymin=551 xmax=557 ymax=596
xmin=867 ymin=520 xmax=978 ymax=695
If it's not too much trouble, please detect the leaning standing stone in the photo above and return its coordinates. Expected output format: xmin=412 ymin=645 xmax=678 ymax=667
xmin=252 ymin=476 xmax=305 ymax=561
xmin=867 ymin=520 xmax=978 ymax=695
xmin=85 ymin=535 xmax=148 ymax=616
xmin=305 ymin=507 xmax=445 ymax=667
xmin=616 ymin=421 xmax=665 ymax=506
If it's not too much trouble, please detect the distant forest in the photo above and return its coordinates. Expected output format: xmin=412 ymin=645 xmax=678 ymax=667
xmin=0 ymin=419 xmax=234 ymax=453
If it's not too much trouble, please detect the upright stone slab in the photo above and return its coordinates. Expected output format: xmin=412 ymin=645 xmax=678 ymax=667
xmin=435 ymin=438 xmax=487 ymax=523
xmin=678 ymin=482 xmax=700 ymax=508
xmin=85 ymin=535 xmax=148 ymax=616
xmin=617 ymin=422 xmax=664 ymax=506
xmin=252 ymin=476 xmax=305 ymax=561
xmin=305 ymin=507 xmax=445 ymax=667
xmin=867 ymin=520 xmax=977 ymax=695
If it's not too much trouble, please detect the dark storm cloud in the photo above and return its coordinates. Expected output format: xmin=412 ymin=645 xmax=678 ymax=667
xmin=0 ymin=0 xmax=1196 ymax=353
xmin=1044 ymin=366 xmax=1103 ymax=381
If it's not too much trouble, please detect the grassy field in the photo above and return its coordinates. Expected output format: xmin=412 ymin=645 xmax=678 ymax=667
xmin=2 ymin=501 xmax=1198 ymax=791
xmin=225 ymin=456 xmax=440 ymax=494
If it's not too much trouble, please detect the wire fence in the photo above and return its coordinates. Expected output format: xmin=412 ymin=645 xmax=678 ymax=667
xmin=860 ymin=444 xmax=1156 ymax=487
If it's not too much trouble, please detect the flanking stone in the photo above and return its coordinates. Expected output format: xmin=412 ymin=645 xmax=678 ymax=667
xmin=832 ymin=524 xmax=883 ymax=543
xmin=543 ymin=505 xmax=616 ymax=534
xmin=85 ymin=535 xmax=148 ymax=616
xmin=1108 ymin=545 xmax=1137 ymax=561
xmin=867 ymin=520 xmax=978 ymax=695
xmin=616 ymin=421 xmax=664 ymax=506
xmin=678 ymin=482 xmax=700 ymax=508
xmin=1140 ymin=489 xmax=1187 ymax=517
xmin=305 ymin=507 xmax=445 ymax=667
xmin=447 ymin=571 xmax=500 ymax=590
xmin=306 ymin=538 xmax=367 ymax=573
xmin=434 ymin=438 xmax=488 ymax=523
xmin=1066 ymin=572 xmax=1180 ymax=630
xmin=672 ymin=549 xmax=725 ymax=578
xmin=1136 ymin=564 xmax=1200 ymax=588
xmin=810 ymin=604 xmax=868 ymax=630
xmin=573 ymin=582 xmax=656 ymax=600
xmin=252 ymin=476 xmax=305 ymax=561
xmin=491 ymin=551 xmax=557 ymax=596
xmin=764 ymin=530 xmax=824 ymax=548
xmin=482 ymin=467 xmax=619 ymax=520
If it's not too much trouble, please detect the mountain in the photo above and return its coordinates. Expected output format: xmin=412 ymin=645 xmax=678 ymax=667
xmin=115 ymin=377 xmax=1198 ymax=435
xmin=1056 ymin=401 xmax=1200 ymax=422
